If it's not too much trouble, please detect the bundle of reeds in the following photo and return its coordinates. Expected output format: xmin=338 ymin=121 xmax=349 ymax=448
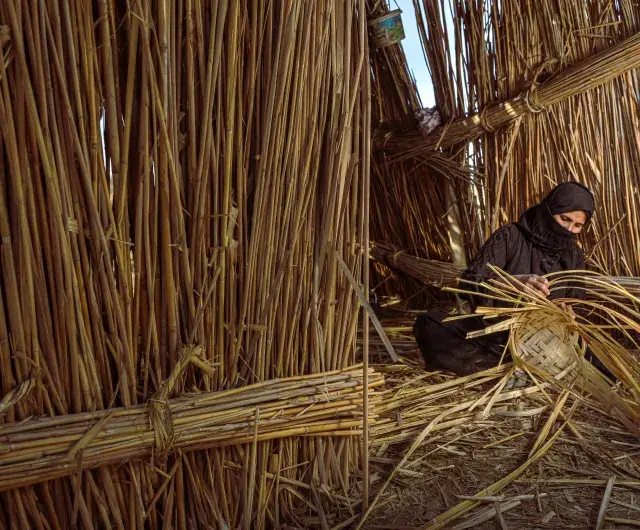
xmin=0 ymin=365 xmax=383 ymax=492
xmin=0 ymin=0 xmax=372 ymax=527
xmin=371 ymin=241 xmax=463 ymax=288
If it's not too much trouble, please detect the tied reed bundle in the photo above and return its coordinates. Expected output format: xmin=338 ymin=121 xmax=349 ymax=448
xmin=447 ymin=267 xmax=640 ymax=436
xmin=0 ymin=365 xmax=383 ymax=492
xmin=383 ymin=31 xmax=640 ymax=159
xmin=371 ymin=241 xmax=463 ymax=288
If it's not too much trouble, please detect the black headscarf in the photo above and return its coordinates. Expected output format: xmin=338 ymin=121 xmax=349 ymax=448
xmin=516 ymin=182 xmax=595 ymax=255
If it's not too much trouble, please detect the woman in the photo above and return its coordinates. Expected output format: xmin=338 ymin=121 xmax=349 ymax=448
xmin=414 ymin=181 xmax=595 ymax=375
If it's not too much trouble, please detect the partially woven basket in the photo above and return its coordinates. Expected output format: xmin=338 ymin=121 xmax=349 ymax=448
xmin=510 ymin=311 xmax=581 ymax=382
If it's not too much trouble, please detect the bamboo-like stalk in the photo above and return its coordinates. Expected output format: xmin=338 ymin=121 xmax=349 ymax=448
xmin=361 ymin=0 xmax=372 ymax=510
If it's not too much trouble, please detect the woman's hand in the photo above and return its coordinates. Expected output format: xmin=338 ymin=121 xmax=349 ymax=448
xmin=512 ymin=274 xmax=551 ymax=297
xmin=560 ymin=302 xmax=576 ymax=320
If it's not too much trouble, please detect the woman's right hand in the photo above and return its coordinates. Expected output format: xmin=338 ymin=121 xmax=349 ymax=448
xmin=511 ymin=274 xmax=551 ymax=297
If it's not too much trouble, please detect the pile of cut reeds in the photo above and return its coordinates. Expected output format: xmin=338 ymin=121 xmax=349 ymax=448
xmin=337 ymin=356 xmax=640 ymax=529
xmin=344 ymin=309 xmax=640 ymax=529
xmin=0 ymin=0 xmax=373 ymax=527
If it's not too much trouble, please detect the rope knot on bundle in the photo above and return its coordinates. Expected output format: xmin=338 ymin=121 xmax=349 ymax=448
xmin=147 ymin=344 xmax=205 ymax=455
xmin=479 ymin=106 xmax=498 ymax=132
xmin=521 ymin=58 xmax=556 ymax=114
xmin=523 ymin=84 xmax=547 ymax=114
xmin=380 ymin=246 xmax=404 ymax=269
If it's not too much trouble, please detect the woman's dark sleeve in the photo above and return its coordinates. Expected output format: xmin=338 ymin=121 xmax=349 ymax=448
xmin=565 ymin=248 xmax=586 ymax=300
xmin=459 ymin=225 xmax=515 ymax=308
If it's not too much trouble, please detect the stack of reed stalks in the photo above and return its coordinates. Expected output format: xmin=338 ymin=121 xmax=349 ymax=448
xmin=0 ymin=365 xmax=383 ymax=493
xmin=0 ymin=1 xmax=372 ymax=527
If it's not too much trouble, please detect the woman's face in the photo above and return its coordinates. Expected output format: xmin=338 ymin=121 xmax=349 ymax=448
xmin=553 ymin=210 xmax=587 ymax=234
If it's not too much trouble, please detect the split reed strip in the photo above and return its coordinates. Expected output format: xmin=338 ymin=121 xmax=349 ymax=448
xmin=0 ymin=0 xmax=371 ymax=527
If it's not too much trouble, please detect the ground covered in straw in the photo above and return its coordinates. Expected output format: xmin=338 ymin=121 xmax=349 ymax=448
xmin=319 ymin=316 xmax=640 ymax=530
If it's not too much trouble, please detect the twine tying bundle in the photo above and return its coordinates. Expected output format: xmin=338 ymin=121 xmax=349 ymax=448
xmin=0 ymin=365 xmax=381 ymax=491
xmin=147 ymin=345 xmax=209 ymax=455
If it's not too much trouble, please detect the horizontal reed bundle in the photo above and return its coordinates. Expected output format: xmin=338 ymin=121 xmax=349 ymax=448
xmin=0 ymin=366 xmax=383 ymax=492
xmin=371 ymin=364 xmax=520 ymax=446
xmin=382 ymin=31 xmax=640 ymax=159
xmin=371 ymin=243 xmax=640 ymax=304
xmin=371 ymin=241 xmax=463 ymax=288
